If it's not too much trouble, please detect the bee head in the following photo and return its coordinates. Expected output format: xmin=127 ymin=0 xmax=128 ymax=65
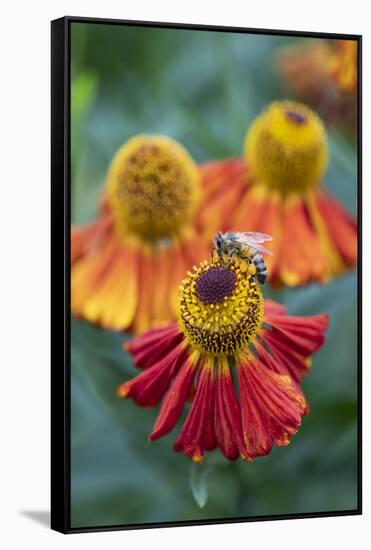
xmin=214 ymin=232 xmax=224 ymax=253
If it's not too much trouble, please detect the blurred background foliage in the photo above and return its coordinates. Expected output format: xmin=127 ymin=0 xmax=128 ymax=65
xmin=70 ymin=22 xmax=358 ymax=529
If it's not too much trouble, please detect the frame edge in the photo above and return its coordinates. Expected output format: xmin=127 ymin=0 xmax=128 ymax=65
xmin=51 ymin=16 xmax=70 ymax=534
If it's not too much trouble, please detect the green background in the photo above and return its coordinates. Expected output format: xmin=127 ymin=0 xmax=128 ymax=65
xmin=70 ymin=23 xmax=358 ymax=529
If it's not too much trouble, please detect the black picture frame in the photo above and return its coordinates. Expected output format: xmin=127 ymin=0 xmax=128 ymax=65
xmin=51 ymin=15 xmax=362 ymax=534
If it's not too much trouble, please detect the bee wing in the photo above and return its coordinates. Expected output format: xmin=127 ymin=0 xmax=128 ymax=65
xmin=224 ymin=232 xmax=273 ymax=256
xmin=225 ymin=231 xmax=273 ymax=245
xmin=240 ymin=231 xmax=273 ymax=243
xmin=250 ymin=242 xmax=273 ymax=256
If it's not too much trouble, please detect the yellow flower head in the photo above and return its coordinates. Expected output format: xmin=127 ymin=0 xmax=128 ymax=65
xmin=245 ymin=101 xmax=328 ymax=194
xmin=106 ymin=134 xmax=201 ymax=240
xmin=178 ymin=259 xmax=263 ymax=356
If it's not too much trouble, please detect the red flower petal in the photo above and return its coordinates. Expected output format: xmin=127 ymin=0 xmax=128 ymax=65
xmin=264 ymin=313 xmax=329 ymax=356
xmin=174 ymin=358 xmax=216 ymax=462
xmin=264 ymin=299 xmax=287 ymax=317
xmin=214 ymin=357 xmax=252 ymax=461
xmin=124 ymin=322 xmax=183 ymax=369
xmin=237 ymin=354 xmax=307 ymax=457
xmin=256 ymin=337 xmax=310 ymax=385
xmin=150 ymin=351 xmax=199 ymax=441
xmin=117 ymin=342 xmax=188 ymax=406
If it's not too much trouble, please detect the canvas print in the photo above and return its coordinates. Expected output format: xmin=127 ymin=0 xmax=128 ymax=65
xmin=68 ymin=20 xmax=359 ymax=530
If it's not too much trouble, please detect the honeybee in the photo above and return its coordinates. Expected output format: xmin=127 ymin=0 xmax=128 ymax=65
xmin=213 ymin=231 xmax=273 ymax=284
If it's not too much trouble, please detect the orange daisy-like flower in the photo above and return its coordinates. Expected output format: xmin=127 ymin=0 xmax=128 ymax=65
xmin=71 ymin=134 xmax=215 ymax=334
xmin=276 ymin=39 xmax=358 ymax=130
xmin=199 ymin=101 xmax=357 ymax=287
xmin=118 ymin=258 xmax=328 ymax=462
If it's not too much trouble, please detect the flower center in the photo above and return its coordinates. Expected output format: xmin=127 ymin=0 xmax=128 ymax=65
xmin=195 ymin=266 xmax=236 ymax=305
xmin=244 ymin=101 xmax=328 ymax=194
xmin=106 ymin=135 xmax=201 ymax=240
xmin=179 ymin=260 xmax=264 ymax=356
xmin=285 ymin=109 xmax=307 ymax=124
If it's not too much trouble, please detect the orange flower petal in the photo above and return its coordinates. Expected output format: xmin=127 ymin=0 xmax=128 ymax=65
xmin=71 ymin=214 xmax=112 ymax=264
xmin=81 ymin=240 xmax=139 ymax=330
xmin=72 ymin=236 xmax=117 ymax=318
xmin=304 ymin=189 xmax=344 ymax=276
xmin=132 ymin=245 xmax=155 ymax=334
xmin=315 ymin=189 xmax=357 ymax=266
xmin=233 ymin=187 xmax=282 ymax=278
xmin=278 ymin=195 xmax=330 ymax=286
xmin=151 ymin=245 xmax=176 ymax=324
xmin=198 ymin=159 xmax=247 ymax=234
xmin=199 ymin=158 xmax=246 ymax=202
xmin=169 ymin=240 xmax=192 ymax=315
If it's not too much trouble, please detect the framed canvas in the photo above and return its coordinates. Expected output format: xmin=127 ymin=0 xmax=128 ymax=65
xmin=51 ymin=16 xmax=362 ymax=534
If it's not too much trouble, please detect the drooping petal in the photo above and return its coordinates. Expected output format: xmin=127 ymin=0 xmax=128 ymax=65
xmin=150 ymin=351 xmax=200 ymax=441
xmin=150 ymin=244 xmax=176 ymax=324
xmin=124 ymin=322 xmax=183 ymax=369
xmin=117 ymin=341 xmax=189 ymax=406
xmin=214 ymin=357 xmax=252 ymax=461
xmin=237 ymin=353 xmax=307 ymax=457
xmin=71 ymin=212 xmax=113 ymax=264
xmin=200 ymin=158 xmax=246 ymax=197
xmin=169 ymin=238 xmax=195 ymax=315
xmin=174 ymin=356 xmax=216 ymax=462
xmin=256 ymin=336 xmax=311 ymax=386
xmin=198 ymin=159 xmax=248 ymax=234
xmin=71 ymin=233 xmax=139 ymax=330
xmin=315 ymin=189 xmax=357 ymax=266
xmin=278 ymin=195 xmax=330 ymax=286
xmin=264 ymin=299 xmax=287 ymax=317
xmin=264 ymin=313 xmax=329 ymax=356
xmin=132 ymin=244 xmax=156 ymax=335
xmin=304 ymin=189 xmax=344 ymax=276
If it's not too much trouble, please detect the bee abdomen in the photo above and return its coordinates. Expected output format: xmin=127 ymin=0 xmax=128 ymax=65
xmin=256 ymin=270 xmax=267 ymax=284
xmin=252 ymin=253 xmax=267 ymax=284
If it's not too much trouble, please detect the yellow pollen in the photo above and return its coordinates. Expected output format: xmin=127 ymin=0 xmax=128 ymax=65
xmin=106 ymin=134 xmax=201 ymax=240
xmin=244 ymin=101 xmax=328 ymax=194
xmin=178 ymin=260 xmax=264 ymax=356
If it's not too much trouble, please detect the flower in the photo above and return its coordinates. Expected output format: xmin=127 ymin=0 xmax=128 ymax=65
xmin=276 ymin=40 xmax=358 ymax=130
xmin=199 ymin=101 xmax=357 ymax=287
xmin=71 ymin=134 xmax=215 ymax=334
xmin=118 ymin=258 xmax=328 ymax=462
xmin=328 ymin=40 xmax=358 ymax=94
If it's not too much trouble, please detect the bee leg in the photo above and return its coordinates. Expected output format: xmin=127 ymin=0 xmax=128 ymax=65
xmin=226 ymin=250 xmax=234 ymax=268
